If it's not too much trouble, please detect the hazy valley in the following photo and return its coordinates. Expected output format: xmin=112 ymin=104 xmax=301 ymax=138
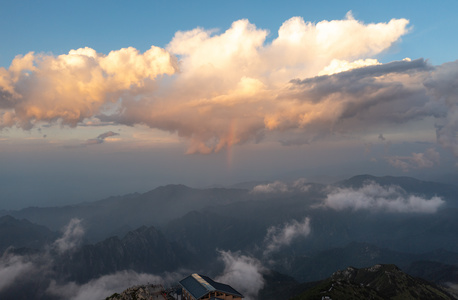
xmin=1 ymin=174 xmax=457 ymax=299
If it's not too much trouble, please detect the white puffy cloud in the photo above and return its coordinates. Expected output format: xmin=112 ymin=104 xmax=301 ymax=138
xmin=0 ymin=218 xmax=86 ymax=294
xmin=0 ymin=219 xmax=173 ymax=299
xmin=387 ymin=147 xmax=440 ymax=171
xmin=216 ymin=250 xmax=265 ymax=300
xmin=0 ymin=253 xmax=35 ymax=292
xmin=0 ymin=46 xmax=176 ymax=129
xmin=291 ymin=178 xmax=312 ymax=192
xmin=318 ymin=58 xmax=382 ymax=76
xmin=251 ymin=181 xmax=289 ymax=193
xmin=46 ymin=271 xmax=163 ymax=300
xmin=53 ymin=218 xmax=84 ymax=254
xmin=263 ymin=217 xmax=311 ymax=255
xmin=251 ymin=178 xmax=311 ymax=194
xmin=323 ymin=183 xmax=444 ymax=213
xmin=264 ymin=12 xmax=409 ymax=81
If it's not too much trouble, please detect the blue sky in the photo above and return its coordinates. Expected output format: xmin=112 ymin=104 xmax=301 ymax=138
xmin=1 ymin=1 xmax=458 ymax=209
xmin=2 ymin=1 xmax=457 ymax=67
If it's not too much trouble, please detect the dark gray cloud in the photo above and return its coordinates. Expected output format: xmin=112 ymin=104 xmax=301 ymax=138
xmin=290 ymin=59 xmax=439 ymax=124
xmin=286 ymin=59 xmax=458 ymax=160
xmin=83 ymin=131 xmax=120 ymax=146
xmin=425 ymin=61 xmax=458 ymax=157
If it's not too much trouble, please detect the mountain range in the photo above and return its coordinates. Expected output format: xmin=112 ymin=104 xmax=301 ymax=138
xmin=0 ymin=174 xmax=457 ymax=299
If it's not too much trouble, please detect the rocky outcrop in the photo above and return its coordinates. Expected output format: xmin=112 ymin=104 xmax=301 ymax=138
xmin=292 ymin=264 xmax=456 ymax=300
xmin=105 ymin=284 xmax=166 ymax=300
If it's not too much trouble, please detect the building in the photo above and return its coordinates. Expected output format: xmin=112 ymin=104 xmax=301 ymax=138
xmin=179 ymin=273 xmax=243 ymax=300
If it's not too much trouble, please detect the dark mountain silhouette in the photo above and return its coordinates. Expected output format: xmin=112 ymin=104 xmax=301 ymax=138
xmin=0 ymin=174 xmax=457 ymax=299
xmin=2 ymin=185 xmax=249 ymax=242
xmin=0 ymin=215 xmax=57 ymax=252
xmin=2 ymin=174 xmax=456 ymax=246
xmin=406 ymin=261 xmax=458 ymax=287
xmin=54 ymin=225 xmax=197 ymax=283
xmin=271 ymin=242 xmax=458 ymax=284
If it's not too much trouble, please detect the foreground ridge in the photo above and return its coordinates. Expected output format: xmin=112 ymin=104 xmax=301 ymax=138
xmin=292 ymin=264 xmax=456 ymax=300
xmin=105 ymin=284 xmax=169 ymax=300
xmin=105 ymin=273 xmax=244 ymax=300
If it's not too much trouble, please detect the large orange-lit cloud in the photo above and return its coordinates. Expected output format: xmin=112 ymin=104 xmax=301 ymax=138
xmin=104 ymin=14 xmax=412 ymax=153
xmin=2 ymin=13 xmax=457 ymax=158
xmin=0 ymin=46 xmax=176 ymax=129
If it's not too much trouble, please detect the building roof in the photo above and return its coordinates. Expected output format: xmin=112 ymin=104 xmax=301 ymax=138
xmin=179 ymin=273 xmax=243 ymax=299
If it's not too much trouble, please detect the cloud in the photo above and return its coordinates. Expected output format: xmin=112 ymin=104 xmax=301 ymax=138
xmin=322 ymin=183 xmax=444 ymax=213
xmin=216 ymin=250 xmax=265 ymax=300
xmin=83 ymin=131 xmax=120 ymax=145
xmin=0 ymin=14 xmax=417 ymax=154
xmin=251 ymin=178 xmax=311 ymax=194
xmin=265 ymin=11 xmax=409 ymax=81
xmin=3 ymin=14 xmax=457 ymax=162
xmin=46 ymin=271 xmax=163 ymax=300
xmin=0 ymin=252 xmax=35 ymax=292
xmin=53 ymin=218 xmax=84 ymax=254
xmin=284 ymin=59 xmax=436 ymax=131
xmin=0 ymin=46 xmax=176 ymax=129
xmin=115 ymin=15 xmax=411 ymax=153
xmin=251 ymin=181 xmax=288 ymax=193
xmin=263 ymin=217 xmax=311 ymax=255
xmin=424 ymin=60 xmax=458 ymax=158
xmin=387 ymin=147 xmax=440 ymax=171
xmin=0 ymin=218 xmax=85 ymax=294
xmin=0 ymin=253 xmax=166 ymax=300
xmin=0 ymin=218 xmax=173 ymax=299
xmin=444 ymin=282 xmax=458 ymax=295
xmin=0 ymin=251 xmax=166 ymax=300
xmin=318 ymin=58 xmax=381 ymax=76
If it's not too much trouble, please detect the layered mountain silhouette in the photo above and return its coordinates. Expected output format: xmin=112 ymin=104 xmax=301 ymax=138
xmin=0 ymin=174 xmax=457 ymax=299
xmin=0 ymin=215 xmax=58 ymax=252
xmin=53 ymin=225 xmax=197 ymax=283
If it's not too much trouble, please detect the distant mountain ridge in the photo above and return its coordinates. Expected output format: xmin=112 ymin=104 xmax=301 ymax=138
xmin=0 ymin=215 xmax=58 ymax=252
xmin=1 ymin=174 xmax=457 ymax=250
xmin=1 ymin=184 xmax=250 ymax=242
xmin=1 ymin=174 xmax=457 ymax=299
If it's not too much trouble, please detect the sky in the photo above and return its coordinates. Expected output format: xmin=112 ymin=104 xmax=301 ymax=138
xmin=1 ymin=0 xmax=458 ymax=209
